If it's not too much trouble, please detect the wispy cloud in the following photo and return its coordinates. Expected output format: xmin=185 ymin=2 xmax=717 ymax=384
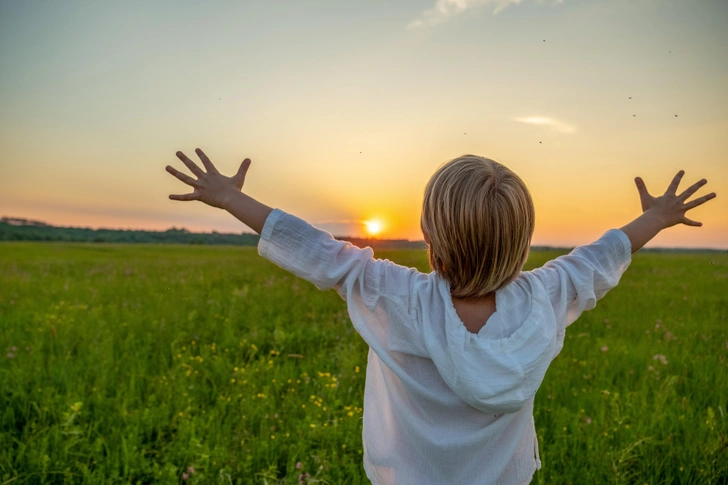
xmin=513 ymin=116 xmax=577 ymax=134
xmin=407 ymin=0 xmax=563 ymax=30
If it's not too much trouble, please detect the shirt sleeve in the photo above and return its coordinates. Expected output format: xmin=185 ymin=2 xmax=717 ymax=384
xmin=529 ymin=229 xmax=632 ymax=329
xmin=257 ymin=209 xmax=426 ymax=355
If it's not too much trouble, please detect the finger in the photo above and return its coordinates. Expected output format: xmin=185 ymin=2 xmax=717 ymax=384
xmin=168 ymin=192 xmax=199 ymax=201
xmin=678 ymin=178 xmax=707 ymax=201
xmin=684 ymin=192 xmax=717 ymax=211
xmin=166 ymin=165 xmax=200 ymax=187
xmin=666 ymin=170 xmax=685 ymax=195
xmin=176 ymin=151 xmax=205 ymax=178
xmin=233 ymin=158 xmax=251 ymax=186
xmin=195 ymin=148 xmax=218 ymax=173
xmin=682 ymin=217 xmax=702 ymax=227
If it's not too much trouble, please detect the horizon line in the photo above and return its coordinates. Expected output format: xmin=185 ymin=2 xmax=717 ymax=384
xmin=2 ymin=216 xmax=727 ymax=252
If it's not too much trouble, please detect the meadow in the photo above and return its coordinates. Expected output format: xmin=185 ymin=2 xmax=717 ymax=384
xmin=0 ymin=242 xmax=726 ymax=484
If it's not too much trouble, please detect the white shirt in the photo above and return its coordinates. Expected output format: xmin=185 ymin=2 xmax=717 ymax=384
xmin=258 ymin=209 xmax=632 ymax=485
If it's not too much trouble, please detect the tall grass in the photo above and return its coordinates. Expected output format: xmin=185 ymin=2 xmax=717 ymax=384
xmin=1 ymin=242 xmax=726 ymax=484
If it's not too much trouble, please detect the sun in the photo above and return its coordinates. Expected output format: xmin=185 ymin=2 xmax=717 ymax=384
xmin=364 ymin=220 xmax=383 ymax=237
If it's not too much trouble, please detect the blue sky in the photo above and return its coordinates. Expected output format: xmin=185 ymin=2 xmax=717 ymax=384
xmin=1 ymin=0 xmax=726 ymax=247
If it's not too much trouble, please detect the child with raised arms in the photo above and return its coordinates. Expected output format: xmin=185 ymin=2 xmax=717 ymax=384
xmin=166 ymin=149 xmax=716 ymax=485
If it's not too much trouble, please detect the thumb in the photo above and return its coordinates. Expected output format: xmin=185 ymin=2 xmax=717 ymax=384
xmin=635 ymin=177 xmax=652 ymax=212
xmin=682 ymin=216 xmax=702 ymax=227
xmin=233 ymin=158 xmax=251 ymax=188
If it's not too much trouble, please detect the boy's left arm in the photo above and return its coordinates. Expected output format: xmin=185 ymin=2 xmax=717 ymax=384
xmin=257 ymin=208 xmax=427 ymax=357
xmin=166 ymin=150 xmax=421 ymax=348
xmin=258 ymin=208 xmax=382 ymax=304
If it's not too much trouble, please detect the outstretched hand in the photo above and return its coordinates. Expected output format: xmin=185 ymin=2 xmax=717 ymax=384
xmin=166 ymin=148 xmax=251 ymax=210
xmin=635 ymin=171 xmax=716 ymax=229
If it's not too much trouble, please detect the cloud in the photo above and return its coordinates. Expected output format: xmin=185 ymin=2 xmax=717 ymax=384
xmin=407 ymin=0 xmax=563 ymax=30
xmin=513 ymin=116 xmax=577 ymax=134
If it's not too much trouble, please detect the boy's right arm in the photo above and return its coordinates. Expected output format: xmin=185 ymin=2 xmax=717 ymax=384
xmin=531 ymin=170 xmax=716 ymax=332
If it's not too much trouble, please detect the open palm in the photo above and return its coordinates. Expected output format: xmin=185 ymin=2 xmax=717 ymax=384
xmin=635 ymin=171 xmax=716 ymax=228
xmin=166 ymin=148 xmax=250 ymax=210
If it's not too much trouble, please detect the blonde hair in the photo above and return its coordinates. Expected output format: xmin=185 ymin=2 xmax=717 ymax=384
xmin=420 ymin=155 xmax=535 ymax=299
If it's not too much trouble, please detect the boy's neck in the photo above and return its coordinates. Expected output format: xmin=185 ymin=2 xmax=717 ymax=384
xmin=451 ymin=294 xmax=497 ymax=334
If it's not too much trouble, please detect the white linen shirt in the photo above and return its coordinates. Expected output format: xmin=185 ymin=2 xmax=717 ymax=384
xmin=258 ymin=209 xmax=632 ymax=485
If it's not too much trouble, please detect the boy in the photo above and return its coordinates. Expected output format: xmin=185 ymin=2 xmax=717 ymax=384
xmin=166 ymin=149 xmax=715 ymax=484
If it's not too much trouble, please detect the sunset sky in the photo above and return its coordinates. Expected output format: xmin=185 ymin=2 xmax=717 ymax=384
xmin=1 ymin=0 xmax=726 ymax=248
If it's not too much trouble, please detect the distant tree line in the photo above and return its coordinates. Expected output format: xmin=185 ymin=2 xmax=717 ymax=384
xmin=0 ymin=218 xmax=428 ymax=249
xmin=338 ymin=237 xmax=427 ymax=250
xmin=0 ymin=219 xmax=260 ymax=245
xmin=2 ymin=217 xmax=721 ymax=252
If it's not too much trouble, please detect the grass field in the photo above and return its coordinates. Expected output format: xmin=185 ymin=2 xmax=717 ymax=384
xmin=1 ymin=242 xmax=727 ymax=484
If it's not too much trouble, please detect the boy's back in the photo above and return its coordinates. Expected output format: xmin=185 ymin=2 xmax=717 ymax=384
xmin=259 ymin=209 xmax=632 ymax=485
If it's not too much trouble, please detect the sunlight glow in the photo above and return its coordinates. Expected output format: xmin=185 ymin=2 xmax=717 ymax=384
xmin=364 ymin=220 xmax=383 ymax=236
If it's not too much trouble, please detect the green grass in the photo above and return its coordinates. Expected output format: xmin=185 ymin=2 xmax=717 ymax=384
xmin=1 ymin=242 xmax=726 ymax=484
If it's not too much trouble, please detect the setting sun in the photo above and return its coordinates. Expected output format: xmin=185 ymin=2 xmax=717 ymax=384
xmin=364 ymin=220 xmax=383 ymax=237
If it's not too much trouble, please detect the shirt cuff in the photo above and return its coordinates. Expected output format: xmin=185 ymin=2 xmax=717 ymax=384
xmin=257 ymin=208 xmax=285 ymax=260
xmin=607 ymin=228 xmax=633 ymax=261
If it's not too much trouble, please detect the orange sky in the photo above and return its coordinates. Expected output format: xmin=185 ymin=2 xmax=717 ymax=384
xmin=1 ymin=0 xmax=726 ymax=248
